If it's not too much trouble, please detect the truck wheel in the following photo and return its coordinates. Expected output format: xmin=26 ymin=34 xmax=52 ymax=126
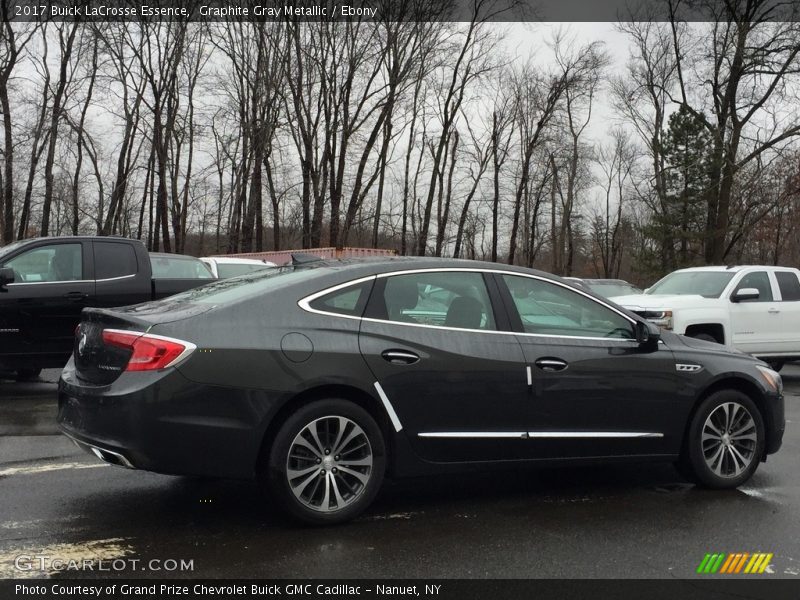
xmin=15 ymin=368 xmax=42 ymax=382
xmin=679 ymin=390 xmax=764 ymax=489
xmin=261 ymin=399 xmax=386 ymax=525
xmin=688 ymin=332 xmax=719 ymax=344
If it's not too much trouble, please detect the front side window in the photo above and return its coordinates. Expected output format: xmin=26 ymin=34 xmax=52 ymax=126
xmin=374 ymin=271 xmax=496 ymax=331
xmin=502 ymin=275 xmax=634 ymax=339
xmin=776 ymin=271 xmax=800 ymax=301
xmin=733 ymin=271 xmax=773 ymax=302
xmin=3 ymin=243 xmax=83 ymax=283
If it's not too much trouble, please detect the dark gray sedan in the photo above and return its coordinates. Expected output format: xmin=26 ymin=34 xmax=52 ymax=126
xmin=58 ymin=258 xmax=784 ymax=524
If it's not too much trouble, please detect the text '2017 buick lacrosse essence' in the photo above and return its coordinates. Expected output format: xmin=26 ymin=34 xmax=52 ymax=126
xmin=58 ymin=258 xmax=785 ymax=524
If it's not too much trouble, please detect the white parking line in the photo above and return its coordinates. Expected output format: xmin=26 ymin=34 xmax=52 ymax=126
xmin=0 ymin=462 xmax=108 ymax=477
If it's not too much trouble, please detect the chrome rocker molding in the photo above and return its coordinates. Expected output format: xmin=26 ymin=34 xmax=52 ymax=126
xmin=418 ymin=431 xmax=664 ymax=439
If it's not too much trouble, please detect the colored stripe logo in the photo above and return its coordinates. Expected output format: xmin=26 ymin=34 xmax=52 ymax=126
xmin=697 ymin=553 xmax=773 ymax=574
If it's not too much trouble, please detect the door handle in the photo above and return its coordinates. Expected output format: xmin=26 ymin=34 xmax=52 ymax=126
xmin=63 ymin=292 xmax=89 ymax=301
xmin=768 ymin=307 xmax=780 ymax=314
xmin=534 ymin=358 xmax=568 ymax=372
xmin=381 ymin=350 xmax=420 ymax=365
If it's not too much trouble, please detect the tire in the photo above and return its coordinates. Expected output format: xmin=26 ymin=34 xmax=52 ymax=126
xmin=15 ymin=368 xmax=42 ymax=382
xmin=680 ymin=389 xmax=764 ymax=489
xmin=689 ymin=332 xmax=719 ymax=344
xmin=261 ymin=399 xmax=386 ymax=525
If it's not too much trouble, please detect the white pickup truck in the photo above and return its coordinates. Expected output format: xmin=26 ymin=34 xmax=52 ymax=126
xmin=611 ymin=265 xmax=800 ymax=371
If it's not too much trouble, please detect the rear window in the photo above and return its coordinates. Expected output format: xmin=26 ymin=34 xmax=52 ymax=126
xmin=163 ymin=266 xmax=321 ymax=305
xmin=95 ymin=242 xmax=138 ymax=279
xmin=776 ymin=271 xmax=800 ymax=301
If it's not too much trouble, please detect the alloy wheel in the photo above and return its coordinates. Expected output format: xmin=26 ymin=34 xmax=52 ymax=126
xmin=286 ymin=415 xmax=373 ymax=513
xmin=701 ymin=402 xmax=757 ymax=478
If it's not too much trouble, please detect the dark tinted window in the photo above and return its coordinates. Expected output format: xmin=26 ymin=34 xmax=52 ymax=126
xmin=502 ymin=275 xmax=634 ymax=339
xmin=94 ymin=242 xmax=138 ymax=280
xmin=776 ymin=271 xmax=800 ymax=301
xmin=309 ymin=280 xmax=373 ymax=317
xmin=374 ymin=271 xmax=496 ymax=331
xmin=733 ymin=271 xmax=773 ymax=302
xmin=4 ymin=243 xmax=83 ymax=282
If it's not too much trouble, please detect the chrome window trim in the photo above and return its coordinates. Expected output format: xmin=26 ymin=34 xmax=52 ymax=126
xmin=297 ymin=275 xmax=377 ymax=321
xmin=96 ymin=273 xmax=137 ymax=283
xmin=418 ymin=431 xmax=664 ymax=439
xmin=373 ymin=381 xmax=403 ymax=432
xmin=6 ymin=279 xmax=93 ymax=286
xmin=297 ymin=268 xmax=640 ymax=344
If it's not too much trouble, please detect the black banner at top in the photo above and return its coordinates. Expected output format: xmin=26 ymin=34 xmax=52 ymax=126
xmin=4 ymin=0 xmax=800 ymax=22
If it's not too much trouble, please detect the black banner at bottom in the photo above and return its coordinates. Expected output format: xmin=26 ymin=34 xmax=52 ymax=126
xmin=3 ymin=580 xmax=800 ymax=600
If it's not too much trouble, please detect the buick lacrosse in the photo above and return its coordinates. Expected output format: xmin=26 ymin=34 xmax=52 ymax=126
xmin=58 ymin=258 xmax=784 ymax=524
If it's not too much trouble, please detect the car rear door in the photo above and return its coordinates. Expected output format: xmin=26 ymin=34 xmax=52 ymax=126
xmin=0 ymin=240 xmax=94 ymax=364
xmin=358 ymin=269 xmax=532 ymax=463
xmin=494 ymin=272 xmax=682 ymax=459
xmin=773 ymin=270 xmax=800 ymax=355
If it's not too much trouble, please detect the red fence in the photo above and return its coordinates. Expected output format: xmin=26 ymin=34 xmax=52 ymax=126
xmin=218 ymin=247 xmax=396 ymax=265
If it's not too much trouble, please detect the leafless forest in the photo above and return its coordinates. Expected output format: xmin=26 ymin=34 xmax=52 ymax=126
xmin=1 ymin=0 xmax=799 ymax=283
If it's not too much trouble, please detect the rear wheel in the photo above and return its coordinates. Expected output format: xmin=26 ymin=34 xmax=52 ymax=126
xmin=15 ymin=368 xmax=42 ymax=382
xmin=679 ymin=390 xmax=764 ymax=489
xmin=261 ymin=399 xmax=386 ymax=525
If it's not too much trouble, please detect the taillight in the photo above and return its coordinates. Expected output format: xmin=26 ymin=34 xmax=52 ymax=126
xmin=101 ymin=329 xmax=195 ymax=371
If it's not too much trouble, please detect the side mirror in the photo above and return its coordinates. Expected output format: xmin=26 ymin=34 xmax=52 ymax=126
xmin=635 ymin=320 xmax=660 ymax=346
xmin=732 ymin=287 xmax=760 ymax=302
xmin=0 ymin=267 xmax=14 ymax=286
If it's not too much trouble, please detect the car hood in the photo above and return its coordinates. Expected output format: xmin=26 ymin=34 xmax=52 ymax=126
xmin=610 ymin=294 xmax=711 ymax=309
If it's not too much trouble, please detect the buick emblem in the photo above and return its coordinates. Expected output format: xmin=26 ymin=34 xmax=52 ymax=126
xmin=78 ymin=332 xmax=88 ymax=356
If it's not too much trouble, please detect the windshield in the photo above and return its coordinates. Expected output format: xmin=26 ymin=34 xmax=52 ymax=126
xmin=588 ymin=282 xmax=642 ymax=298
xmin=646 ymin=271 xmax=735 ymax=298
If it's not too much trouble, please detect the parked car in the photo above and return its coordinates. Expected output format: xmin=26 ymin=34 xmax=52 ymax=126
xmin=0 ymin=237 xmax=215 ymax=380
xmin=58 ymin=258 xmax=784 ymax=524
xmin=564 ymin=277 xmax=643 ymax=298
xmin=200 ymin=256 xmax=276 ymax=279
xmin=610 ymin=265 xmax=800 ymax=371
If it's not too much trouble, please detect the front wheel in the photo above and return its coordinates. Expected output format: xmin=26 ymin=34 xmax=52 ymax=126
xmin=262 ymin=399 xmax=386 ymax=525
xmin=680 ymin=390 xmax=764 ymax=489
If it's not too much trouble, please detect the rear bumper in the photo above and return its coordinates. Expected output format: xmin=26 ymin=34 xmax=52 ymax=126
xmin=57 ymin=359 xmax=275 ymax=479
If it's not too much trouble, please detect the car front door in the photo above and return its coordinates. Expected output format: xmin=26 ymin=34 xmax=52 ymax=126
xmin=728 ymin=270 xmax=781 ymax=354
xmin=495 ymin=273 xmax=682 ymax=459
xmin=0 ymin=241 xmax=93 ymax=365
xmin=358 ymin=269 xmax=532 ymax=463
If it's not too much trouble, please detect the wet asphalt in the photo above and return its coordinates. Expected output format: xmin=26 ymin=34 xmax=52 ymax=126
xmin=1 ymin=366 xmax=799 ymax=580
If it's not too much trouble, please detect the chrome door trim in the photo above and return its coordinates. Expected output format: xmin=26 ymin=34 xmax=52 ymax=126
xmin=373 ymin=381 xmax=403 ymax=432
xmin=418 ymin=431 xmax=664 ymax=439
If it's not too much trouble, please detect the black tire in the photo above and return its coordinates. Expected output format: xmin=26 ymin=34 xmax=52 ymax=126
xmin=261 ymin=399 xmax=386 ymax=525
xmin=15 ymin=368 xmax=42 ymax=382
xmin=689 ymin=332 xmax=719 ymax=344
xmin=680 ymin=389 xmax=764 ymax=489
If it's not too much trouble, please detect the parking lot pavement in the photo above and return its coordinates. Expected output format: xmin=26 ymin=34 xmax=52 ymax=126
xmin=1 ymin=367 xmax=799 ymax=580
